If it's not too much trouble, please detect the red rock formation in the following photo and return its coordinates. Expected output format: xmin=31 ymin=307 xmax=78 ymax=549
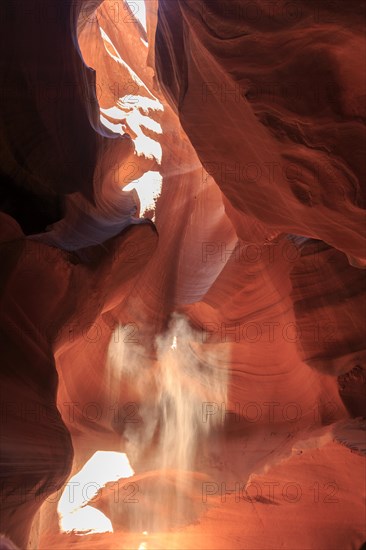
xmin=0 ymin=1 xmax=365 ymax=549
xmin=155 ymin=0 xmax=366 ymax=265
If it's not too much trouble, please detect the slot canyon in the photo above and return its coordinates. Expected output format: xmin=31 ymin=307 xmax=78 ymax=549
xmin=0 ymin=0 xmax=365 ymax=548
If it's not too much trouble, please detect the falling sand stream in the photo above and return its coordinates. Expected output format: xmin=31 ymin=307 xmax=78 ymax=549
xmin=107 ymin=314 xmax=229 ymax=533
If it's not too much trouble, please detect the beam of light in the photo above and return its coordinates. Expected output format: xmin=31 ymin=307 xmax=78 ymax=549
xmin=58 ymin=451 xmax=134 ymax=535
xmin=107 ymin=315 xmax=229 ymax=532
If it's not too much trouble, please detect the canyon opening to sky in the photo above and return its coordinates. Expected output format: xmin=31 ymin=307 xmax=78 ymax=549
xmin=0 ymin=1 xmax=365 ymax=549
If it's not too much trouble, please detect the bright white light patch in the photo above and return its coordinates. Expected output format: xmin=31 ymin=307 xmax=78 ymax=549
xmin=124 ymin=171 xmax=162 ymax=217
xmin=118 ymin=96 xmax=164 ymax=115
xmin=126 ymin=0 xmax=147 ymax=31
xmin=60 ymin=506 xmax=113 ymax=535
xmin=58 ymin=451 xmax=134 ymax=535
xmin=100 ymin=99 xmax=163 ymax=163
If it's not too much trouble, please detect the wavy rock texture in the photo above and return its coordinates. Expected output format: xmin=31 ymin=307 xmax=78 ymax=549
xmin=0 ymin=0 xmax=365 ymax=549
